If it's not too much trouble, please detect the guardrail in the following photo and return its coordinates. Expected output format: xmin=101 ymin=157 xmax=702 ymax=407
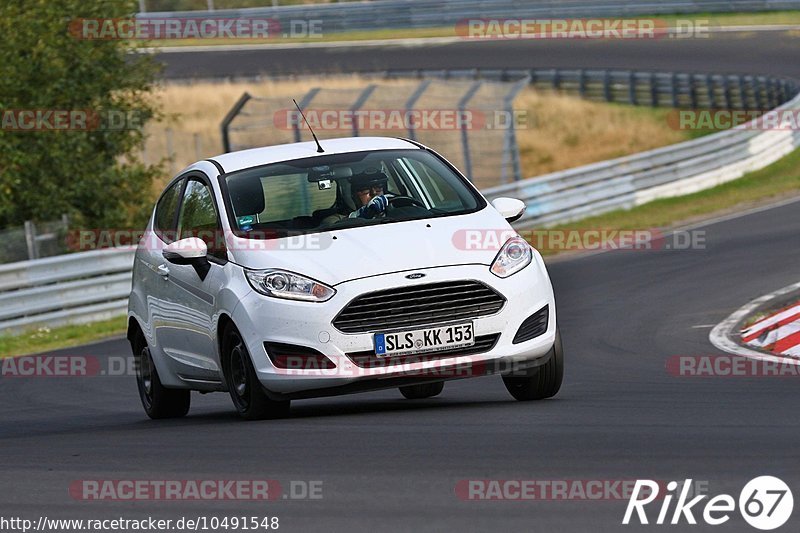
xmin=3 ymin=68 xmax=800 ymax=334
xmin=138 ymin=0 xmax=800 ymax=33
xmin=383 ymin=68 xmax=799 ymax=111
xmin=482 ymin=92 xmax=800 ymax=227
xmin=0 ymin=248 xmax=135 ymax=334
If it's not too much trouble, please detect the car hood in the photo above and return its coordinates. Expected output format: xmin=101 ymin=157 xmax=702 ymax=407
xmin=228 ymin=207 xmax=516 ymax=286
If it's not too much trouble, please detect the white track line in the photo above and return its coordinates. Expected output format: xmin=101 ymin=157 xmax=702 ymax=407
xmin=709 ymin=281 xmax=800 ymax=363
xmin=547 ymin=194 xmax=800 ymax=264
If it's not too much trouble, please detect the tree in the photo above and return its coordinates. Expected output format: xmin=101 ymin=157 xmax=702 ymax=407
xmin=0 ymin=0 xmax=162 ymax=230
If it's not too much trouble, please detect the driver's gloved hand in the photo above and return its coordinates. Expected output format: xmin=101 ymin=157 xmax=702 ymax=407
xmin=365 ymin=194 xmax=389 ymax=217
xmin=351 ymin=194 xmax=390 ymax=219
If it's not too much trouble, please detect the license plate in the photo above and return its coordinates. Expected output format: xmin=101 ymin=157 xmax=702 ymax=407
xmin=374 ymin=322 xmax=474 ymax=357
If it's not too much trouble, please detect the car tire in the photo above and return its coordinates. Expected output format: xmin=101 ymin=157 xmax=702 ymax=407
xmin=502 ymin=329 xmax=563 ymax=401
xmin=132 ymin=331 xmax=191 ymax=419
xmin=222 ymin=324 xmax=290 ymax=420
xmin=399 ymin=381 xmax=444 ymax=399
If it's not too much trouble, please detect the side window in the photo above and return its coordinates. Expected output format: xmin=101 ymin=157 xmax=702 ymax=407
xmin=177 ymin=179 xmax=225 ymax=260
xmin=154 ymin=179 xmax=184 ymax=243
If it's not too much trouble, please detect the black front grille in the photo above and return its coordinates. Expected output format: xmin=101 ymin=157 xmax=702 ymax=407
xmin=332 ymin=280 xmax=505 ymax=333
xmin=513 ymin=305 xmax=549 ymax=344
xmin=347 ymin=333 xmax=500 ymax=368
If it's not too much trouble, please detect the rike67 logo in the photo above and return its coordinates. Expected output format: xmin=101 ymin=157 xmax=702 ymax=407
xmin=623 ymin=477 xmax=793 ymax=530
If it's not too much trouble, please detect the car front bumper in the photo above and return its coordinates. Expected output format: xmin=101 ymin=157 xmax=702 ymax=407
xmin=232 ymin=254 xmax=556 ymax=398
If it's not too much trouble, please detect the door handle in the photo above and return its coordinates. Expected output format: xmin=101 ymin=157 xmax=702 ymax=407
xmin=157 ymin=264 xmax=170 ymax=278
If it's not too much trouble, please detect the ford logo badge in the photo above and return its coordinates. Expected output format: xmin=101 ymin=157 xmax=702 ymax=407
xmin=405 ymin=273 xmax=426 ymax=279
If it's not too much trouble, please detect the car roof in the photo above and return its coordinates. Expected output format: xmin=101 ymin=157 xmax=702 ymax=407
xmin=209 ymin=137 xmax=421 ymax=174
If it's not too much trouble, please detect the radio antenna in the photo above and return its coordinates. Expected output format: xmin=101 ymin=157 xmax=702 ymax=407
xmin=293 ymin=99 xmax=324 ymax=153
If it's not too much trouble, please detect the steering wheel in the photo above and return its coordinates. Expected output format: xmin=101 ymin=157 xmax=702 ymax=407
xmin=388 ymin=195 xmax=427 ymax=209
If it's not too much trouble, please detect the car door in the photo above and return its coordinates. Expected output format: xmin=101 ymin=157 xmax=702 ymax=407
xmin=152 ymin=174 xmax=229 ymax=385
xmin=141 ymin=176 xmax=185 ymax=371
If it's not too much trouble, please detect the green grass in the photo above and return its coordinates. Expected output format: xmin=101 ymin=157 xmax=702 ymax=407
xmin=655 ymin=10 xmax=800 ymax=27
xmin=147 ymin=26 xmax=457 ymax=47
xmin=0 ymin=316 xmax=127 ymax=358
xmin=742 ymin=310 xmax=772 ymax=330
xmin=541 ymin=146 xmax=800 ymax=250
xmin=145 ymin=10 xmax=800 ymax=48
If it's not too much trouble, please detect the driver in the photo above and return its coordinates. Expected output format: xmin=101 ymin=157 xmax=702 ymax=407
xmin=348 ymin=169 xmax=394 ymax=219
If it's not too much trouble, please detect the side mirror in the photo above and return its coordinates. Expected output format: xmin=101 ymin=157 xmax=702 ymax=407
xmin=163 ymin=237 xmax=208 ymax=264
xmin=491 ymin=197 xmax=526 ymax=223
xmin=162 ymin=237 xmax=211 ymax=281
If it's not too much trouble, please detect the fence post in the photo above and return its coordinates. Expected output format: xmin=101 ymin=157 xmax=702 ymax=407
xmin=706 ymin=74 xmax=716 ymax=109
xmin=628 ymin=71 xmax=636 ymax=105
xmin=24 ymin=220 xmax=38 ymax=260
xmin=578 ymin=70 xmax=587 ymax=98
xmin=753 ymin=76 xmax=764 ymax=110
xmin=220 ymin=92 xmax=252 ymax=152
xmin=503 ymin=76 xmax=530 ymax=183
xmin=766 ymin=78 xmax=776 ymax=109
xmin=722 ymin=76 xmax=732 ymax=109
xmin=350 ymin=84 xmax=377 ymax=137
xmin=650 ymin=72 xmax=658 ymax=106
xmin=603 ymin=70 xmax=611 ymax=102
xmin=671 ymin=73 xmax=679 ymax=108
xmin=459 ymin=81 xmax=483 ymax=182
xmin=737 ymin=76 xmax=747 ymax=109
xmin=405 ymin=79 xmax=431 ymax=141
xmin=689 ymin=74 xmax=698 ymax=109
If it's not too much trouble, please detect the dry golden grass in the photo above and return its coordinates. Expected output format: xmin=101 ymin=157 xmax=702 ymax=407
xmin=143 ymin=76 xmax=410 ymax=185
xmin=514 ymin=90 xmax=688 ymax=175
xmin=143 ymin=76 xmax=690 ymax=189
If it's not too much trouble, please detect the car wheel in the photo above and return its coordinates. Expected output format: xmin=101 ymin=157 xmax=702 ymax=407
xmin=502 ymin=329 xmax=563 ymax=401
xmin=133 ymin=331 xmax=190 ymax=419
xmin=399 ymin=381 xmax=444 ymax=399
xmin=223 ymin=324 xmax=290 ymax=420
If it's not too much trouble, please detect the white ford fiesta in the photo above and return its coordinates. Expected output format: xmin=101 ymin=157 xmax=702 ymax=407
xmin=127 ymin=137 xmax=562 ymax=420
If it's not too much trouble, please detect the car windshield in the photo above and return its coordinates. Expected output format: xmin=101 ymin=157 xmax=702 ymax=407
xmin=222 ymin=149 xmax=483 ymax=238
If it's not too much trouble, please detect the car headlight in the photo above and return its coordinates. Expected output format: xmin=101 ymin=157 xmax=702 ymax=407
xmin=245 ymin=269 xmax=336 ymax=302
xmin=490 ymin=236 xmax=532 ymax=278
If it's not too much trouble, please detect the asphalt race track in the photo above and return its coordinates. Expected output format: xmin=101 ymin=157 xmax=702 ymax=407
xmin=157 ymin=31 xmax=800 ymax=80
xmin=3 ymin=30 xmax=800 ymax=533
xmin=2 ymin=198 xmax=800 ymax=531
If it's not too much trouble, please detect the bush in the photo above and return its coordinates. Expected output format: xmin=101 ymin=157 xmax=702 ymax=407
xmin=0 ymin=0 xmax=162 ymax=231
